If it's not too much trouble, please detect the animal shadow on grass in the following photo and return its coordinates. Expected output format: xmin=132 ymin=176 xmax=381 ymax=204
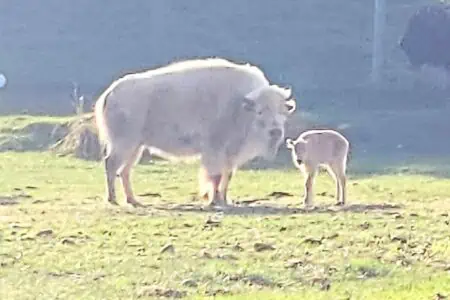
xmin=112 ymin=190 xmax=401 ymax=216
xmin=153 ymin=200 xmax=402 ymax=216
xmin=0 ymin=196 xmax=19 ymax=206
xmin=0 ymin=195 xmax=25 ymax=206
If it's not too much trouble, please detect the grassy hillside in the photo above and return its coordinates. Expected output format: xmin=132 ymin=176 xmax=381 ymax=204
xmin=2 ymin=113 xmax=450 ymax=178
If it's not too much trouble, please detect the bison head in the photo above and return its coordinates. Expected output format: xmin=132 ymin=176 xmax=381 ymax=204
xmin=241 ymin=85 xmax=297 ymax=159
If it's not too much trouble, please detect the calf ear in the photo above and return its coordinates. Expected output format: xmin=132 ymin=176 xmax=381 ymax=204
xmin=285 ymin=138 xmax=294 ymax=149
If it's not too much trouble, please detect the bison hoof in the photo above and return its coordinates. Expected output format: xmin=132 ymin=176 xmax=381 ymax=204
xmin=107 ymin=198 xmax=119 ymax=206
xmin=207 ymin=200 xmax=227 ymax=209
xmin=303 ymin=202 xmax=315 ymax=210
xmin=207 ymin=201 xmax=220 ymax=208
xmin=335 ymin=201 xmax=345 ymax=206
xmin=127 ymin=198 xmax=144 ymax=207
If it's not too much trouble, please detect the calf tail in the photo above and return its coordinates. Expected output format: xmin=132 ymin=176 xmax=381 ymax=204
xmin=346 ymin=143 xmax=352 ymax=167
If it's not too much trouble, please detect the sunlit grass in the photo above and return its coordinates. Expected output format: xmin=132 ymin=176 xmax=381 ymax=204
xmin=0 ymin=151 xmax=450 ymax=299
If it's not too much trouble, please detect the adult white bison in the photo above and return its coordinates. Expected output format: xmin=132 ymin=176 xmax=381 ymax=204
xmin=94 ymin=57 xmax=297 ymax=207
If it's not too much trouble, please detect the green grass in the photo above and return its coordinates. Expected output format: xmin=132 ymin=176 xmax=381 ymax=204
xmin=1 ymin=151 xmax=450 ymax=300
xmin=0 ymin=115 xmax=75 ymax=132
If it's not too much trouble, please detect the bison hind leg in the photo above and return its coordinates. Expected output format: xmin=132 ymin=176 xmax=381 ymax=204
xmin=104 ymin=149 xmax=121 ymax=205
xmin=119 ymin=146 xmax=145 ymax=207
xmin=104 ymin=144 xmax=143 ymax=206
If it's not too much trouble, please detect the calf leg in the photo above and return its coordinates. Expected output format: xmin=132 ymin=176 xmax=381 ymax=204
xmin=330 ymin=163 xmax=346 ymax=205
xmin=326 ymin=165 xmax=341 ymax=205
xmin=301 ymin=164 xmax=317 ymax=207
xmin=338 ymin=169 xmax=347 ymax=205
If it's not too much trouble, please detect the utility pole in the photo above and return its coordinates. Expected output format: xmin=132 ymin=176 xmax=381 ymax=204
xmin=371 ymin=0 xmax=386 ymax=85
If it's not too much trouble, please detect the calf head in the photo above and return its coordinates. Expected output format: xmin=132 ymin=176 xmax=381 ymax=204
xmin=242 ymin=85 xmax=296 ymax=159
xmin=286 ymin=138 xmax=307 ymax=167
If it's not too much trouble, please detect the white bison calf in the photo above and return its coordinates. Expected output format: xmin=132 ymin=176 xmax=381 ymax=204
xmin=94 ymin=57 xmax=296 ymax=207
xmin=286 ymin=129 xmax=349 ymax=207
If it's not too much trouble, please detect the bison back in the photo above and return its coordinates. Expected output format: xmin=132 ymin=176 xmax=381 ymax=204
xmin=98 ymin=58 xmax=270 ymax=158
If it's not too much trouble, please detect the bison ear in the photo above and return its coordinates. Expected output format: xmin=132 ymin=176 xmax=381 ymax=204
xmin=282 ymin=85 xmax=292 ymax=99
xmin=277 ymin=85 xmax=296 ymax=114
xmin=242 ymin=97 xmax=256 ymax=112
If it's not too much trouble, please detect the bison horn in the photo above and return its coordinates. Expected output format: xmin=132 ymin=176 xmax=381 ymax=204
xmin=285 ymin=138 xmax=294 ymax=148
xmin=285 ymin=99 xmax=296 ymax=114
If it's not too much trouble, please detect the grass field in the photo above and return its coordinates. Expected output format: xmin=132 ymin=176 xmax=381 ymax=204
xmin=1 ymin=146 xmax=450 ymax=299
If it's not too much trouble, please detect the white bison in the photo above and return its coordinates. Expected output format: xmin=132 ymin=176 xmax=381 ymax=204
xmin=94 ymin=57 xmax=297 ymax=207
xmin=286 ymin=129 xmax=349 ymax=207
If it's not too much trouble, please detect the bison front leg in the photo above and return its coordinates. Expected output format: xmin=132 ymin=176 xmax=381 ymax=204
xmin=198 ymin=167 xmax=225 ymax=207
xmin=200 ymin=175 xmax=224 ymax=206
xmin=219 ymin=169 xmax=234 ymax=206
xmin=207 ymin=174 xmax=225 ymax=206
xmin=198 ymin=166 xmax=209 ymax=200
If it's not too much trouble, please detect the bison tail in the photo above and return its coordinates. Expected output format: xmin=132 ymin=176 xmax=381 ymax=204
xmin=94 ymin=88 xmax=112 ymax=159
